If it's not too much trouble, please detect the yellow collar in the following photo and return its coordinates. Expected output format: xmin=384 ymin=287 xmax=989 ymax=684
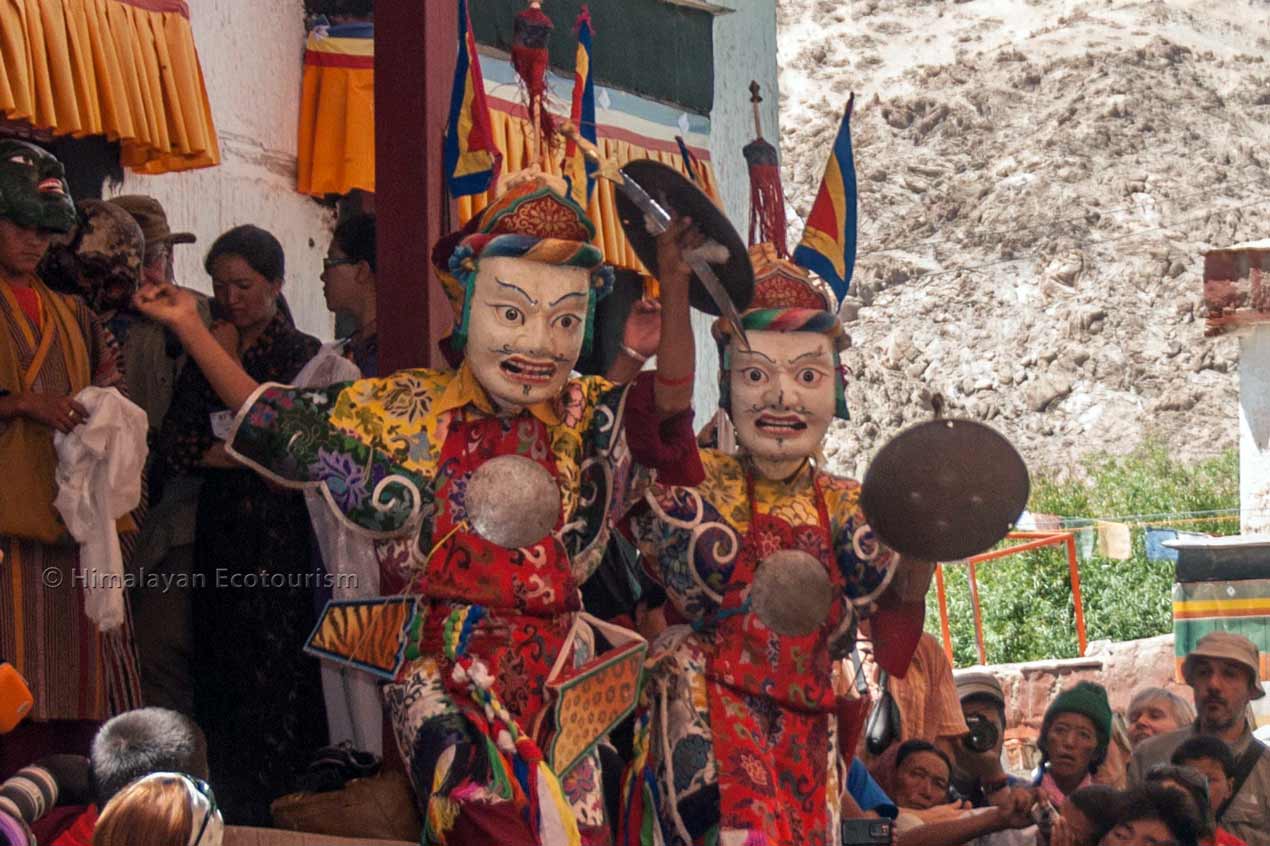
xmin=435 ymin=361 xmax=562 ymax=427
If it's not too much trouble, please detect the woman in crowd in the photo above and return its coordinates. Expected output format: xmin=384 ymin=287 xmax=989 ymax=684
xmin=93 ymin=772 xmax=223 ymax=846
xmin=319 ymin=212 xmax=377 ymax=377
xmin=1126 ymin=688 xmax=1194 ymax=748
xmin=1035 ymin=682 xmax=1114 ymax=803
xmin=304 ymin=212 xmax=383 ymax=754
xmin=156 ymin=225 xmax=323 ymax=824
xmin=0 ymin=141 xmax=140 ymax=775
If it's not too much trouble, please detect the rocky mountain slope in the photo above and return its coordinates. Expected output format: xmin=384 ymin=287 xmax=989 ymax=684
xmin=776 ymin=0 xmax=1270 ymax=478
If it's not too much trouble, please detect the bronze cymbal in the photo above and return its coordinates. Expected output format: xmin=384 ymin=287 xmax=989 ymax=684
xmin=614 ymin=159 xmax=754 ymax=316
xmin=860 ymin=419 xmax=1029 ymax=562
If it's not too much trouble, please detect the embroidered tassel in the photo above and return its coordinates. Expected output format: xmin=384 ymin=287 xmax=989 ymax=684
xmin=535 ymin=757 xmax=580 ymax=846
xmin=743 ymin=137 xmax=789 ymax=256
xmin=442 ymin=605 xmax=580 ymax=846
xmin=512 ymin=1 xmax=556 ymax=159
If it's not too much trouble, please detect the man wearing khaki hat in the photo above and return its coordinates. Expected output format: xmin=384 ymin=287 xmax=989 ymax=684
xmin=1129 ymin=631 xmax=1268 ymax=846
xmin=108 ymin=194 xmax=196 ymax=289
xmin=105 ymin=194 xmax=209 ymax=717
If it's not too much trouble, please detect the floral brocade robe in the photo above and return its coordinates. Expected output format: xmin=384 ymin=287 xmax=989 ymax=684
xmin=626 ymin=451 xmax=897 ymax=846
xmin=228 ymin=363 xmax=699 ymax=845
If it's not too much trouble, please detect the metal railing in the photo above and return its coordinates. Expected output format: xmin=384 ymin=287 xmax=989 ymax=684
xmin=933 ymin=531 xmax=1088 ymax=665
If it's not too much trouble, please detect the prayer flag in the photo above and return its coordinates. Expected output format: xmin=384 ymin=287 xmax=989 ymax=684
xmin=1073 ymin=524 xmax=1095 ymax=561
xmin=1146 ymin=529 xmax=1212 ymax=562
xmin=1096 ymin=521 xmax=1132 ymax=560
xmin=1146 ymin=528 xmax=1178 ymax=562
xmin=564 ymin=7 xmax=598 ymax=206
xmin=443 ymin=0 xmax=501 ymax=197
xmin=793 ymin=94 xmax=858 ymax=301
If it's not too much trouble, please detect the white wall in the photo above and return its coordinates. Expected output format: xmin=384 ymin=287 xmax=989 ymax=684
xmin=1239 ymin=325 xmax=1270 ymax=533
xmin=698 ymin=0 xmax=780 ymax=416
xmin=114 ymin=0 xmax=336 ymax=342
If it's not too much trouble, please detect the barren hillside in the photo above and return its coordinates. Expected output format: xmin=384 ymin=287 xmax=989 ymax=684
xmin=777 ymin=0 xmax=1270 ymax=478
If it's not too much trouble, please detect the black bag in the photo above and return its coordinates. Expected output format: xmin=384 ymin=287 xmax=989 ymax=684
xmin=865 ymin=669 xmax=902 ymax=757
xmin=1216 ymin=737 xmax=1266 ymax=823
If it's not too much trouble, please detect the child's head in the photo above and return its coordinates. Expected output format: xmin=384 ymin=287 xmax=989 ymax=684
xmin=1061 ymin=784 xmax=1121 ymax=846
xmin=1099 ymin=784 xmax=1201 ymax=846
xmin=93 ymin=772 xmax=221 ymax=846
xmin=1171 ymin=734 xmax=1235 ymax=814
xmin=90 ymin=708 xmax=208 ymax=806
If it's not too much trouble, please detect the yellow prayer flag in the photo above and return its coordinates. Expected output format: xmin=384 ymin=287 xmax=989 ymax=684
xmin=1096 ymin=521 xmax=1132 ymax=560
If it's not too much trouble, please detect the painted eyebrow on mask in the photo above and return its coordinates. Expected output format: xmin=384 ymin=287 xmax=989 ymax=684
xmin=732 ymin=349 xmax=776 ymax=365
xmin=549 ymin=291 xmax=588 ymax=308
xmin=789 ymin=350 xmax=831 ymax=364
xmin=495 ymin=278 xmax=538 ymax=305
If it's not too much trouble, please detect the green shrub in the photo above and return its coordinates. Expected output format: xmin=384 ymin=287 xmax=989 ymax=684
xmin=926 ymin=441 xmax=1239 ymax=667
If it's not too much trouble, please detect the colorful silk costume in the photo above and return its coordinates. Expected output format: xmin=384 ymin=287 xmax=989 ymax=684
xmin=624 ymin=453 xmax=895 ymax=846
xmin=227 ymin=176 xmax=701 ymax=846
xmin=230 ymin=363 xmax=694 ymax=844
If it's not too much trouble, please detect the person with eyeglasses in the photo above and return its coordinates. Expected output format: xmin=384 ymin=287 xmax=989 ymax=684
xmin=93 ymin=772 xmax=222 ymax=846
xmin=1034 ymin=683 xmax=1115 ymax=804
xmin=319 ymin=213 xmax=378 ymax=379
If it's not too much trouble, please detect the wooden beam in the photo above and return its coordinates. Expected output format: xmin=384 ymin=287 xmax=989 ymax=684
xmin=375 ymin=0 xmax=457 ymax=372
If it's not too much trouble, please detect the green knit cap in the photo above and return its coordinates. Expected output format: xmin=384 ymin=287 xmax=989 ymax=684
xmin=1039 ymin=681 xmax=1113 ymax=768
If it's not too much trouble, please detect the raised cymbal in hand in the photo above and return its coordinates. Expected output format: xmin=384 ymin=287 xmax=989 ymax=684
xmin=132 ymin=282 xmax=201 ymax=331
xmin=653 ymin=215 xmax=704 ymax=294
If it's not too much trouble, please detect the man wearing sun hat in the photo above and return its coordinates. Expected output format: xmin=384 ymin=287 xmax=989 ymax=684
xmin=104 ymin=195 xmax=210 ymax=718
xmin=1129 ymin=631 xmax=1268 ymax=845
xmin=106 ymin=195 xmax=196 ymax=288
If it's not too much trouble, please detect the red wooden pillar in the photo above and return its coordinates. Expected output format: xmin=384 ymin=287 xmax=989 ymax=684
xmin=375 ymin=0 xmax=456 ymax=372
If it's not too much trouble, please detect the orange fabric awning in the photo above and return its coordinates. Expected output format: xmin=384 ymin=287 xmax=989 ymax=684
xmin=457 ymin=102 xmax=720 ymax=273
xmin=0 ymin=0 xmax=220 ymax=174
xmin=297 ymin=24 xmax=374 ymax=196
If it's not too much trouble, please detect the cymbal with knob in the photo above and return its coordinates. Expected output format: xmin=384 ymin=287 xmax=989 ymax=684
xmin=860 ymin=418 xmax=1029 ymax=562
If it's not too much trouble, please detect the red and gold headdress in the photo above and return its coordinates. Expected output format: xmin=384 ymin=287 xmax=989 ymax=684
xmin=432 ymin=170 xmax=613 ymax=355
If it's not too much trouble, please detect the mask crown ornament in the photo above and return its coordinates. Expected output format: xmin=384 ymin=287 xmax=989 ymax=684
xmin=434 ymin=171 xmax=613 ymax=357
xmin=715 ymin=244 xmax=851 ymax=423
xmin=0 ymin=140 xmax=76 ymax=234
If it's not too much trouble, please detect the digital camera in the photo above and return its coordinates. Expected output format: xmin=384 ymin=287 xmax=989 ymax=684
xmin=963 ymin=713 xmax=1000 ymax=754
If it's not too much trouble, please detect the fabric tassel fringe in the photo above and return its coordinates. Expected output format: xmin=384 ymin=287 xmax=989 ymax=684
xmin=513 ymin=4 xmax=557 ymax=146
xmin=743 ymin=137 xmax=789 ymax=256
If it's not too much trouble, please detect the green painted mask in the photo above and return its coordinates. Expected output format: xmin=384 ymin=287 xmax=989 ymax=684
xmin=0 ymin=140 xmax=76 ymax=233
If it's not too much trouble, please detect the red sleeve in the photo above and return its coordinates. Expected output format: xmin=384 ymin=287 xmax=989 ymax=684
xmin=622 ymin=371 xmax=704 ymax=487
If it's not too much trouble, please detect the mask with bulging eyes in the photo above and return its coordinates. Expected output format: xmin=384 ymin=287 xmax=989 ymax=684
xmin=465 ymin=255 xmax=592 ymax=411
xmin=0 ymin=140 xmax=76 ymax=234
xmin=727 ymin=330 xmax=838 ymax=468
